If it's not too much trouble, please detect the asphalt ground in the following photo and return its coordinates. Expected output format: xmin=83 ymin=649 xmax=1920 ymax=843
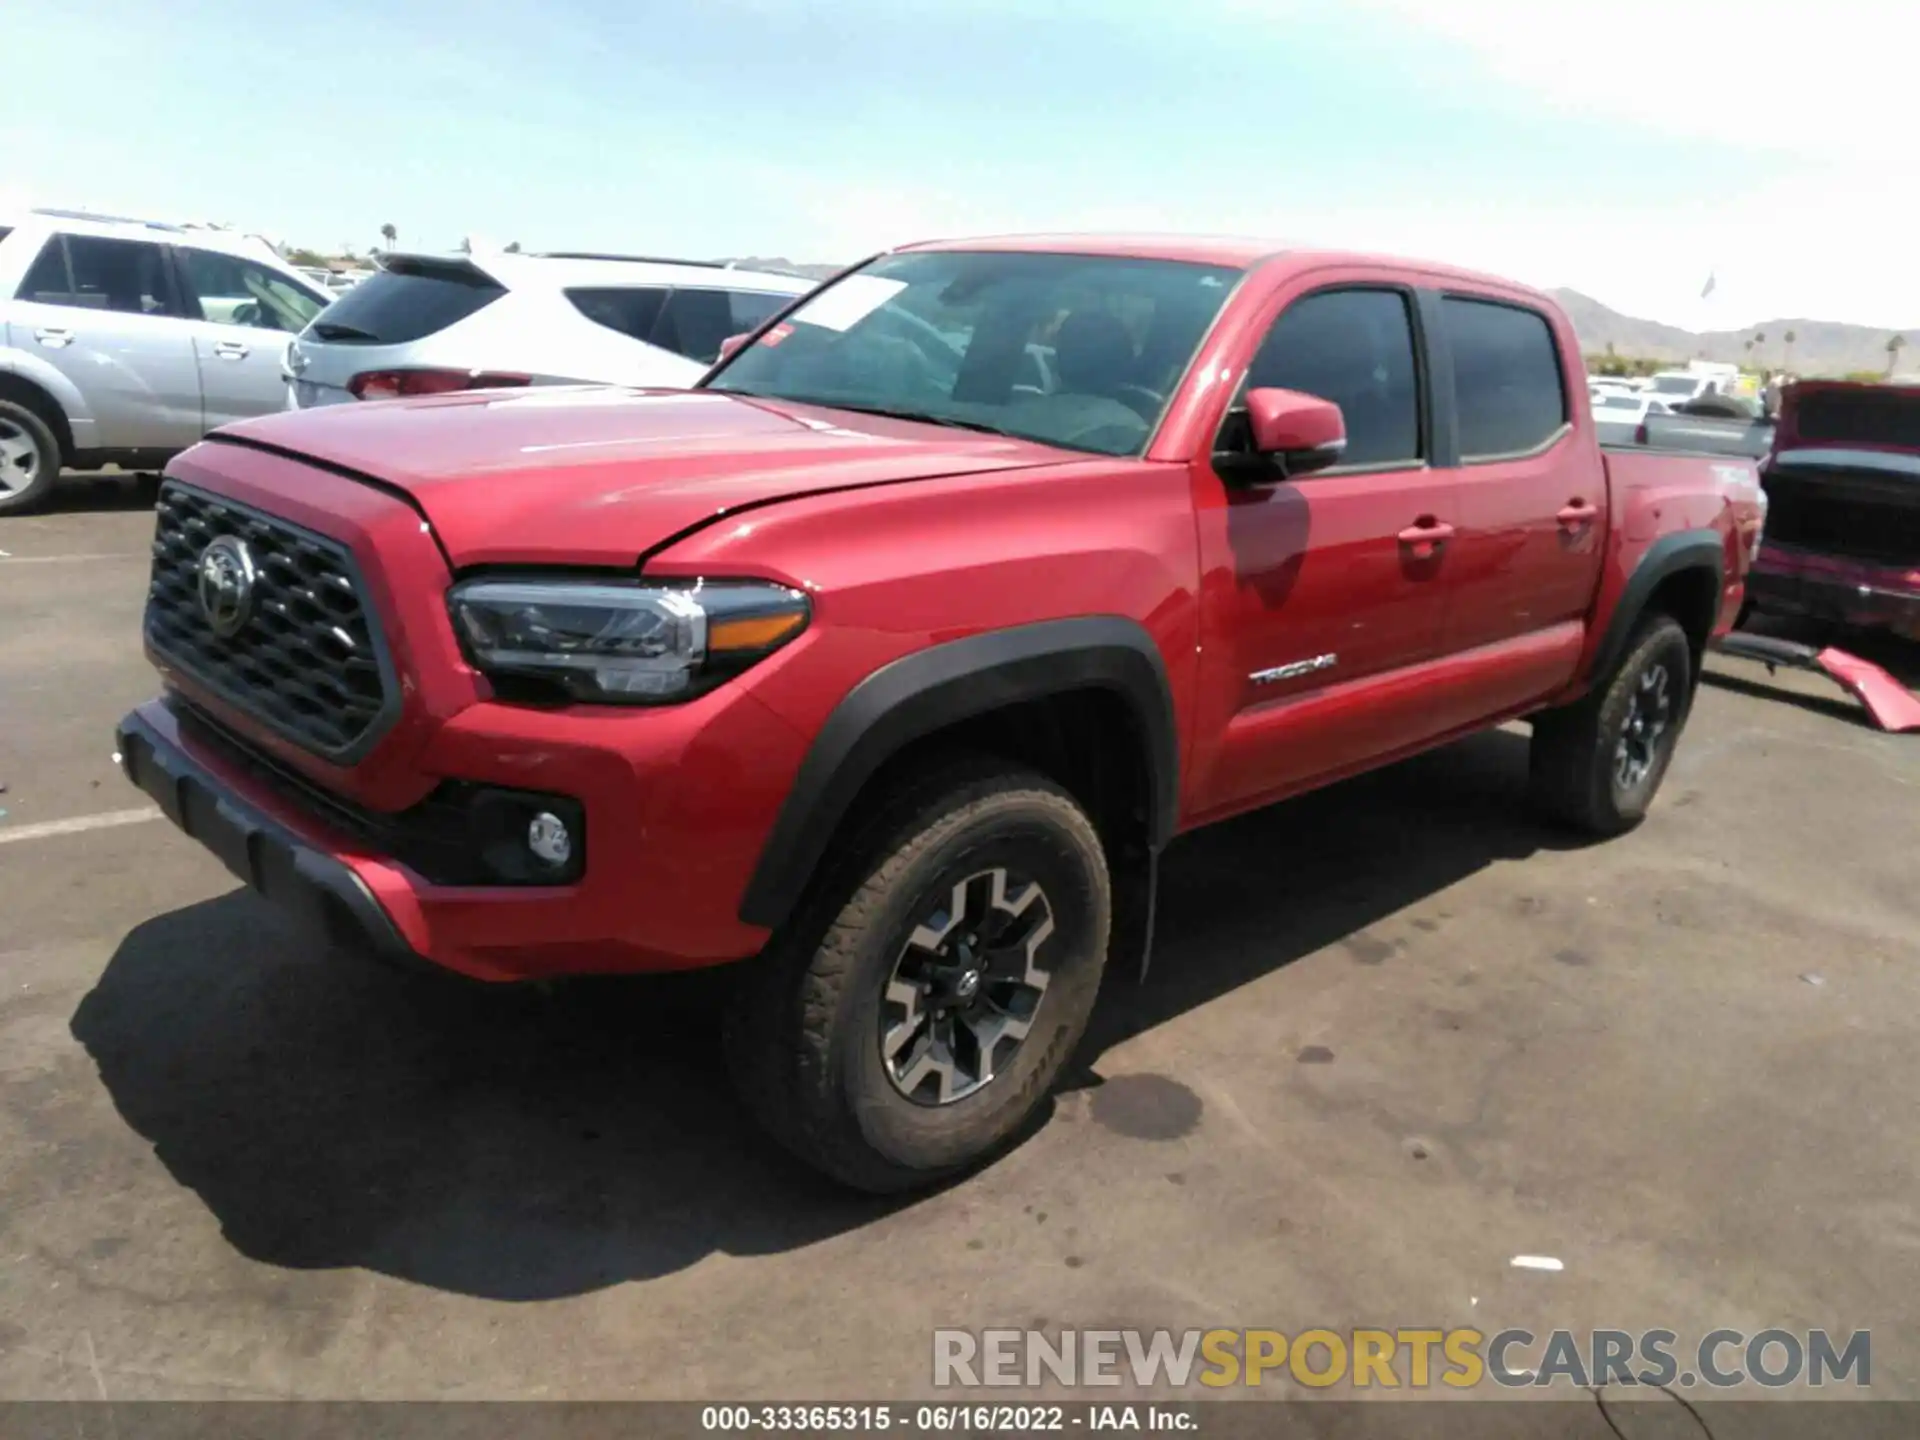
xmin=3 ymin=476 xmax=1918 ymax=1416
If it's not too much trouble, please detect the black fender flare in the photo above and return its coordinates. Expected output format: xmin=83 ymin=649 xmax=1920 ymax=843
xmin=1585 ymin=528 xmax=1725 ymax=686
xmin=737 ymin=616 xmax=1180 ymax=931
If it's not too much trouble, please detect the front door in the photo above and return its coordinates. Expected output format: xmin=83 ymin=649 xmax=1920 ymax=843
xmin=172 ymin=246 xmax=328 ymax=430
xmin=1188 ymin=281 xmax=1460 ymax=821
xmin=8 ymin=233 xmax=202 ymax=451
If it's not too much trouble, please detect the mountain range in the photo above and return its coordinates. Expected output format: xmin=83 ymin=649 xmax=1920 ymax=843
xmin=1550 ymin=289 xmax=1912 ymax=378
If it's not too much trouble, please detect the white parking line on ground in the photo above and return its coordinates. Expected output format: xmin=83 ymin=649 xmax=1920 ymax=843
xmin=0 ymin=553 xmax=149 ymax=565
xmin=0 ymin=808 xmax=163 ymax=845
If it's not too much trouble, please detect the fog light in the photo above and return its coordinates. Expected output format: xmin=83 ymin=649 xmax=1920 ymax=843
xmin=527 ymin=811 xmax=572 ymax=866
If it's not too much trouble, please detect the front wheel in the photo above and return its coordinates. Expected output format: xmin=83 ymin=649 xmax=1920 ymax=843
xmin=1530 ymin=615 xmax=1693 ymax=836
xmin=0 ymin=401 xmax=61 ymax=515
xmin=724 ymin=762 xmax=1111 ymax=1192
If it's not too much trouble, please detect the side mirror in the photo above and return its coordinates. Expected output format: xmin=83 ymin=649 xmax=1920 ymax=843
xmin=717 ymin=332 xmax=752 ymax=363
xmin=1245 ymin=387 xmax=1346 ymax=477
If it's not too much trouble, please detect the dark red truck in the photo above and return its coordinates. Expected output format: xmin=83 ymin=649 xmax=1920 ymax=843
xmin=1746 ymin=379 xmax=1920 ymax=640
xmin=117 ymin=236 xmax=1761 ymax=1190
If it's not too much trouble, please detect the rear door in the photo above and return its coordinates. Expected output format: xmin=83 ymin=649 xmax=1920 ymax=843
xmin=172 ymin=245 xmax=328 ymax=429
xmin=1189 ymin=278 xmax=1460 ymax=817
xmin=1431 ymin=292 xmax=1602 ymax=697
xmin=7 ymin=232 xmax=202 ymax=450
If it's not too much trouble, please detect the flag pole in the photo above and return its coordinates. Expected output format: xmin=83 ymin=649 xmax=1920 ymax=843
xmin=1698 ymin=267 xmax=1718 ymax=358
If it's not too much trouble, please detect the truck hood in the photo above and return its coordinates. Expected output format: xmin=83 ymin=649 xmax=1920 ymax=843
xmin=1775 ymin=381 xmax=1920 ymax=460
xmin=212 ymin=386 xmax=1071 ymax=567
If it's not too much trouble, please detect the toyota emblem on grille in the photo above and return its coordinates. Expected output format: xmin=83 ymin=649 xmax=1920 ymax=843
xmin=196 ymin=536 xmax=258 ymax=638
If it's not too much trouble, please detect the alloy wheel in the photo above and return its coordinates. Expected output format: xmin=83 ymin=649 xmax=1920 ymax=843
xmin=880 ymin=867 xmax=1057 ymax=1106
xmin=0 ymin=419 xmax=41 ymax=498
xmin=1614 ymin=661 xmax=1673 ymax=792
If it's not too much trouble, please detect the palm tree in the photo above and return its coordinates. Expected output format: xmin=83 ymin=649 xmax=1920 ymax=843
xmin=1782 ymin=329 xmax=1796 ymax=372
xmin=1889 ymin=334 xmax=1908 ymax=378
xmin=380 ymin=222 xmax=397 ymax=251
xmin=1753 ymin=330 xmax=1766 ymax=366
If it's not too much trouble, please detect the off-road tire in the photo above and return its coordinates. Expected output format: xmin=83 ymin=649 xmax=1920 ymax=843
xmin=724 ymin=759 xmax=1111 ymax=1193
xmin=0 ymin=399 xmax=61 ymax=515
xmin=1529 ymin=614 xmax=1693 ymax=836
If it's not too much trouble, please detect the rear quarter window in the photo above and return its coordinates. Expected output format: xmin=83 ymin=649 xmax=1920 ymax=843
xmin=308 ymin=265 xmax=504 ymax=344
xmin=1442 ymin=297 xmax=1568 ymax=459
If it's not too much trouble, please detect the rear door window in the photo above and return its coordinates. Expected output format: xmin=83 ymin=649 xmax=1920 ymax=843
xmin=17 ymin=234 xmax=180 ymax=316
xmin=726 ymin=289 xmax=791 ymax=332
xmin=307 ymin=264 xmax=504 ymax=343
xmin=651 ymin=288 xmax=738 ymax=364
xmin=569 ymin=285 xmax=796 ymax=360
xmin=564 ymin=286 xmax=671 ymax=342
xmin=1441 ymin=297 xmax=1568 ymax=460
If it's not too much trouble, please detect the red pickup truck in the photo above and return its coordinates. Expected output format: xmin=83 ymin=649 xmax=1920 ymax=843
xmin=117 ymin=236 xmax=1760 ymax=1190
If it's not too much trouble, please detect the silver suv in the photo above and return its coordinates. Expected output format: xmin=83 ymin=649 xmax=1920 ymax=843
xmin=284 ymin=248 xmax=817 ymax=407
xmin=0 ymin=209 xmax=332 ymax=513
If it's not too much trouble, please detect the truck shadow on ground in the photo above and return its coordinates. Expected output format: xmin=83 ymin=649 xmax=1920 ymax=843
xmin=74 ymin=727 xmax=1579 ymax=1302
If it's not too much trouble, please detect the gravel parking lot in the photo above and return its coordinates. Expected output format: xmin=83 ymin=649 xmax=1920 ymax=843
xmin=3 ymin=484 xmax=1919 ymax=1408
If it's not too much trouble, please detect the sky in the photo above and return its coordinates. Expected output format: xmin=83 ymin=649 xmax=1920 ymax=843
xmin=4 ymin=0 xmax=1915 ymax=332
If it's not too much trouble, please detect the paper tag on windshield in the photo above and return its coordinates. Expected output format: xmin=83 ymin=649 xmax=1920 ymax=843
xmin=793 ymin=275 xmax=908 ymax=333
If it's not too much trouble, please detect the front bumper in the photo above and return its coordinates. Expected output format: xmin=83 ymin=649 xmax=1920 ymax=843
xmin=118 ymin=706 xmax=423 ymax=971
xmin=117 ymin=689 xmax=808 ymax=981
xmin=1747 ymin=545 xmax=1920 ymax=640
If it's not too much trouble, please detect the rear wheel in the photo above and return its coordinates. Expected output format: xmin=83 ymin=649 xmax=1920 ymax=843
xmin=1530 ymin=615 xmax=1692 ymax=836
xmin=0 ymin=401 xmax=60 ymax=515
xmin=724 ymin=761 xmax=1111 ymax=1192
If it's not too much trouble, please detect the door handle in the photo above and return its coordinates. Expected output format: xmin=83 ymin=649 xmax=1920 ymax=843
xmin=33 ymin=327 xmax=73 ymax=348
xmin=213 ymin=340 xmax=250 ymax=360
xmin=1557 ymin=500 xmax=1599 ymax=528
xmin=1397 ymin=518 xmax=1455 ymax=553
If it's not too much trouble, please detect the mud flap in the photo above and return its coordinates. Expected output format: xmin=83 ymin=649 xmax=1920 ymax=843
xmin=1710 ymin=634 xmax=1920 ymax=733
xmin=1110 ymin=847 xmax=1161 ymax=983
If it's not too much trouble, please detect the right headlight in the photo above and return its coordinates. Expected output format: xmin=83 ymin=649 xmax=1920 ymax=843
xmin=449 ymin=577 xmax=810 ymax=704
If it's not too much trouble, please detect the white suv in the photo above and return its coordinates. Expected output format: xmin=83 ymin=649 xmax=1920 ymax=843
xmin=0 ymin=209 xmax=333 ymax=513
xmin=282 ymin=249 xmax=818 ymax=407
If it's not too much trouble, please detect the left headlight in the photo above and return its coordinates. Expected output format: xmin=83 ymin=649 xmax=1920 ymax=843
xmin=448 ymin=578 xmax=810 ymax=704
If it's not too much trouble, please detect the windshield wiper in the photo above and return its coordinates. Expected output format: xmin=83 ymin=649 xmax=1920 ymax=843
xmin=309 ymin=321 xmax=381 ymax=342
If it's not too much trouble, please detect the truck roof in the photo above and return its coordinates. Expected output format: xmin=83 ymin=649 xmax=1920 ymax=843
xmin=892 ymin=232 xmax=1558 ymax=300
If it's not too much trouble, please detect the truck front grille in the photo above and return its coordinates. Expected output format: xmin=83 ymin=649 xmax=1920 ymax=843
xmin=144 ymin=480 xmax=396 ymax=760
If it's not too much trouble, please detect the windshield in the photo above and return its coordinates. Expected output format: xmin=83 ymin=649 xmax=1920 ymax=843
xmin=703 ymin=250 xmax=1241 ymax=457
xmin=1651 ymin=375 xmax=1699 ymax=395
